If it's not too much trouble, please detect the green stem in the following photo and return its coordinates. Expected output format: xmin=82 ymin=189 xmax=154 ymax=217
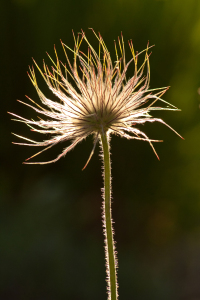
xmin=101 ymin=132 xmax=118 ymax=300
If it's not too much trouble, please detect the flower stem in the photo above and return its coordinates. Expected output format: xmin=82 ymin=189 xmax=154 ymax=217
xmin=101 ymin=132 xmax=118 ymax=300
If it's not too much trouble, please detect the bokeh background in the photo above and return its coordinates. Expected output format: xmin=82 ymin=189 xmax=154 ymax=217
xmin=1 ymin=0 xmax=200 ymax=299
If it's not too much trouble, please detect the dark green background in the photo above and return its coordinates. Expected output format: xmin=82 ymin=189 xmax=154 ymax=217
xmin=1 ymin=0 xmax=200 ymax=299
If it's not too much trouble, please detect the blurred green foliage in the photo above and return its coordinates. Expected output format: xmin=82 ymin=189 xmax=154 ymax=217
xmin=1 ymin=0 xmax=200 ymax=299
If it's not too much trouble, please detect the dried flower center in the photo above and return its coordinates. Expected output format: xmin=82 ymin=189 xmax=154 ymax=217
xmin=80 ymin=105 xmax=118 ymax=133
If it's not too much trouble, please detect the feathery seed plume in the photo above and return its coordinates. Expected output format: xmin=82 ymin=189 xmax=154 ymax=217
xmin=9 ymin=30 xmax=181 ymax=166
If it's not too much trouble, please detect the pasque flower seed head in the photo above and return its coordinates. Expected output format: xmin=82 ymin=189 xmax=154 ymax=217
xmin=10 ymin=30 xmax=181 ymax=166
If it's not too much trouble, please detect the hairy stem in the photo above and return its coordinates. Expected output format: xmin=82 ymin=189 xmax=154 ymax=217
xmin=101 ymin=132 xmax=118 ymax=300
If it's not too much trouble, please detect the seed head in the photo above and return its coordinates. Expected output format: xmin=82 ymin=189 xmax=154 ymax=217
xmin=9 ymin=30 xmax=181 ymax=166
